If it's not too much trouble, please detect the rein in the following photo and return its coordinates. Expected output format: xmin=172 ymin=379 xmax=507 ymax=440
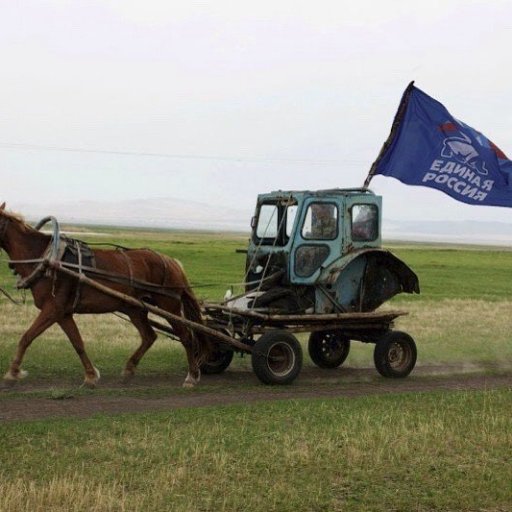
xmin=0 ymin=286 xmax=26 ymax=305
xmin=59 ymin=261 xmax=182 ymax=300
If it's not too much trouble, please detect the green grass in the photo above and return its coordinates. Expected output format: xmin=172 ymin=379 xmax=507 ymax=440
xmin=389 ymin=245 xmax=512 ymax=302
xmin=1 ymin=389 xmax=511 ymax=511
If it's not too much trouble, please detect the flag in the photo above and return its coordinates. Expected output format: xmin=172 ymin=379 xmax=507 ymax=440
xmin=365 ymin=82 xmax=512 ymax=207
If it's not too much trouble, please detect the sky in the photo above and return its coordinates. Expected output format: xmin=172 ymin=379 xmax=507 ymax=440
xmin=1 ymin=0 xmax=511 ymax=226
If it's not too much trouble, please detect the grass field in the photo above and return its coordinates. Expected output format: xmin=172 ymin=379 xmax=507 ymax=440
xmin=1 ymin=227 xmax=511 ymax=511
xmin=1 ymin=390 xmax=511 ymax=512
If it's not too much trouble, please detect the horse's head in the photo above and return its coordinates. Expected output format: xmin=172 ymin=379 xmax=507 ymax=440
xmin=0 ymin=203 xmax=33 ymax=250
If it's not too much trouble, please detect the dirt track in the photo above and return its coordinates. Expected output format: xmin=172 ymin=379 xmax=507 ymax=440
xmin=1 ymin=365 xmax=511 ymax=422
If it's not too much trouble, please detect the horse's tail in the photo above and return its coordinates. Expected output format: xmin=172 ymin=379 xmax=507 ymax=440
xmin=159 ymin=255 xmax=213 ymax=366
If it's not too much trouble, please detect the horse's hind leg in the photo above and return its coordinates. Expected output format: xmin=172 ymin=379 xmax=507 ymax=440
xmin=3 ymin=308 xmax=58 ymax=384
xmin=58 ymin=315 xmax=100 ymax=388
xmin=154 ymin=297 xmax=201 ymax=388
xmin=123 ymin=311 xmax=157 ymax=380
xmin=172 ymin=322 xmax=201 ymax=388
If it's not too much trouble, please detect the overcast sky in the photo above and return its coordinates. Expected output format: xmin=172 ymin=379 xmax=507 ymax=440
xmin=1 ymin=0 xmax=511 ymax=225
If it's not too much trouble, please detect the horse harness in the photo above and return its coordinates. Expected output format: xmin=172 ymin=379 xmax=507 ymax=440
xmin=61 ymin=237 xmax=96 ymax=310
xmin=3 ymin=216 xmax=182 ymax=310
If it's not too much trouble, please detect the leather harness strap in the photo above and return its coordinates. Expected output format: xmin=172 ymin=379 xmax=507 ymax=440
xmin=60 ymin=261 xmax=182 ymax=300
xmin=71 ymin=239 xmax=83 ymax=311
xmin=118 ymin=249 xmax=134 ymax=288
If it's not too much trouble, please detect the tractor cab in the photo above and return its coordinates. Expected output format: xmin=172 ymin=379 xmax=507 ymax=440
xmin=245 ymin=188 xmax=419 ymax=314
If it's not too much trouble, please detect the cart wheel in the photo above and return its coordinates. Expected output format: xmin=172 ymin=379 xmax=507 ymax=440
xmin=200 ymin=345 xmax=234 ymax=375
xmin=251 ymin=330 xmax=303 ymax=385
xmin=374 ymin=331 xmax=417 ymax=378
xmin=308 ymin=331 xmax=350 ymax=369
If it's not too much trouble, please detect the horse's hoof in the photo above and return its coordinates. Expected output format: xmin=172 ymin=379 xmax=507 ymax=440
xmin=3 ymin=369 xmax=28 ymax=383
xmin=82 ymin=367 xmax=100 ymax=389
xmin=182 ymin=372 xmax=200 ymax=388
xmin=122 ymin=367 xmax=135 ymax=378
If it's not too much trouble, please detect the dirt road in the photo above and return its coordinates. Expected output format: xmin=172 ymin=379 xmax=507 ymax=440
xmin=1 ymin=365 xmax=510 ymax=422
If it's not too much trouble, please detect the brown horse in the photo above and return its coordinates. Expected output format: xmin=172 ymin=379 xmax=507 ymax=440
xmin=0 ymin=203 xmax=212 ymax=388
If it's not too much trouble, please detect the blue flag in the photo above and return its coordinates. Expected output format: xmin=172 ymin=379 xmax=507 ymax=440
xmin=366 ymin=82 xmax=512 ymax=207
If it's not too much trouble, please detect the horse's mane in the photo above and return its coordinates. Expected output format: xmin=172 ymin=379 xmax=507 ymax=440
xmin=1 ymin=209 xmax=38 ymax=234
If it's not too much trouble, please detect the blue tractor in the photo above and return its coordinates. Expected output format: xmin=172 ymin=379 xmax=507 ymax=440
xmin=203 ymin=188 xmax=419 ymax=384
xmin=245 ymin=187 xmax=419 ymax=314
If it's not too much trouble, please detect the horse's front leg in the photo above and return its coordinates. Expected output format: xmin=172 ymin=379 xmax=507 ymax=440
xmin=58 ymin=315 xmax=100 ymax=388
xmin=3 ymin=308 xmax=58 ymax=385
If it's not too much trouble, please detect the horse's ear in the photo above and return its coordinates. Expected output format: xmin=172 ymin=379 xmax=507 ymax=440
xmin=0 ymin=202 xmax=5 ymax=211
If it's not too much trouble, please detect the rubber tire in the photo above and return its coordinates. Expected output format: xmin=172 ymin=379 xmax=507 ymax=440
xmin=308 ymin=331 xmax=351 ymax=369
xmin=200 ymin=346 xmax=234 ymax=375
xmin=373 ymin=331 xmax=417 ymax=378
xmin=251 ymin=330 xmax=303 ymax=385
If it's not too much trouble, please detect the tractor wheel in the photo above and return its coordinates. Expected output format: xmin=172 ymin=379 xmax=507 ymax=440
xmin=308 ymin=331 xmax=350 ymax=369
xmin=200 ymin=345 xmax=234 ymax=375
xmin=373 ymin=331 xmax=417 ymax=378
xmin=251 ymin=330 xmax=302 ymax=385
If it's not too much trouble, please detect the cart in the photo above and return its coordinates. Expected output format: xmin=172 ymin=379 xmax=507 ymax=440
xmin=201 ymin=302 xmax=416 ymax=384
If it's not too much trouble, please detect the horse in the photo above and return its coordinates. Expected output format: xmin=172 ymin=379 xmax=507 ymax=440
xmin=0 ymin=203 xmax=212 ymax=388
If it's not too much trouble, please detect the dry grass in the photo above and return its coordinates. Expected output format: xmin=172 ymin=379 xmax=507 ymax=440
xmin=1 ymin=298 xmax=512 ymax=385
xmin=0 ymin=477 xmax=132 ymax=512
xmin=393 ymin=298 xmax=512 ymax=366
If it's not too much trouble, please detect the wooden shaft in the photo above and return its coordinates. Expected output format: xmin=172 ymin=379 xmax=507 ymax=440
xmin=204 ymin=302 xmax=407 ymax=322
xmin=51 ymin=262 xmax=251 ymax=352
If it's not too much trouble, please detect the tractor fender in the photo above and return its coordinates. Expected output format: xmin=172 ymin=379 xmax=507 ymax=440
xmin=319 ymin=249 xmax=420 ymax=312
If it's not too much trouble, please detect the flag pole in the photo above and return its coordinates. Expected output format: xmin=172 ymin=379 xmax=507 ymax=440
xmin=363 ymin=81 xmax=416 ymax=189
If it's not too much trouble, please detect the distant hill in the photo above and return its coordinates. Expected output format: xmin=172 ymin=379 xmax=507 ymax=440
xmin=14 ymin=197 xmax=252 ymax=232
xmin=10 ymin=197 xmax=512 ymax=246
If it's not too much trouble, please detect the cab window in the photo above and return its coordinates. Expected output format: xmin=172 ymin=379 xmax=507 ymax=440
xmin=256 ymin=204 xmax=278 ymax=239
xmin=285 ymin=205 xmax=298 ymax=237
xmin=351 ymin=204 xmax=378 ymax=241
xmin=254 ymin=201 xmax=297 ymax=246
xmin=295 ymin=245 xmax=330 ymax=277
xmin=302 ymin=203 xmax=338 ymax=240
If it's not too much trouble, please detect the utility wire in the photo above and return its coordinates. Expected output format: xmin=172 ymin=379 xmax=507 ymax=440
xmin=0 ymin=141 xmax=367 ymax=166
